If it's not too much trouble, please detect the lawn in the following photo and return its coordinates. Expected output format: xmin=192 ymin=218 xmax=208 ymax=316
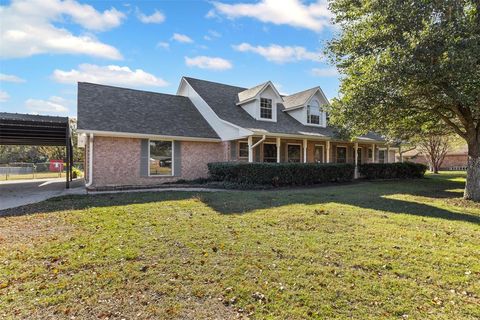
xmin=0 ymin=172 xmax=479 ymax=319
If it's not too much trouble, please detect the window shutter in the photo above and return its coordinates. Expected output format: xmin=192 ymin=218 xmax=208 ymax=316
xmin=174 ymin=141 xmax=181 ymax=177
xmin=280 ymin=142 xmax=286 ymax=162
xmin=230 ymin=141 xmax=237 ymax=161
xmin=140 ymin=139 xmax=149 ymax=177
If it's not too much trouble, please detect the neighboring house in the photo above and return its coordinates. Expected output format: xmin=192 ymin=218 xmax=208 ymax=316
xmin=77 ymin=77 xmax=397 ymax=189
xmin=401 ymin=145 xmax=468 ymax=170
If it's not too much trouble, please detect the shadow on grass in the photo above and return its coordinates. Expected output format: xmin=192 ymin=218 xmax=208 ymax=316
xmin=1 ymin=173 xmax=479 ymax=225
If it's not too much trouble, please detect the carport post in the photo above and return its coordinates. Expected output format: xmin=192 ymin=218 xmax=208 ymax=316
xmin=65 ymin=124 xmax=70 ymax=189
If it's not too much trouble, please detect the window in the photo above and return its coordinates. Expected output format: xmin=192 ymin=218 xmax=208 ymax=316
xmin=149 ymin=140 xmax=173 ymax=176
xmin=336 ymin=146 xmax=347 ymax=163
xmin=368 ymin=148 xmax=373 ymax=159
xmin=379 ymin=150 xmax=386 ymax=163
xmin=314 ymin=145 xmax=324 ymax=163
xmin=307 ymin=100 xmax=322 ymax=125
xmin=238 ymin=142 xmax=248 ymax=158
xmin=287 ymin=144 xmax=301 ymax=163
xmin=260 ymin=98 xmax=272 ymax=119
xmin=263 ymin=143 xmax=277 ymax=162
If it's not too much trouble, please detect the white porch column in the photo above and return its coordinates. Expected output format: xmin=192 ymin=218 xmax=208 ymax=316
xmin=386 ymin=145 xmax=390 ymax=163
xmin=326 ymin=141 xmax=331 ymax=163
xmin=372 ymin=144 xmax=376 ymax=163
xmin=276 ymin=137 xmax=281 ymax=163
xmin=303 ymin=139 xmax=307 ymax=163
xmin=354 ymin=142 xmax=359 ymax=179
xmin=248 ymin=136 xmax=253 ymax=163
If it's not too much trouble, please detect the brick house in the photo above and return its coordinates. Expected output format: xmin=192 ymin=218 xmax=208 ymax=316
xmin=402 ymin=145 xmax=468 ymax=171
xmin=77 ymin=77 xmax=397 ymax=190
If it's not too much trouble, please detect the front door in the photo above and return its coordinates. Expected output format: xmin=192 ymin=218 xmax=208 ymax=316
xmin=357 ymin=148 xmax=362 ymax=164
xmin=314 ymin=145 xmax=324 ymax=163
xmin=263 ymin=143 xmax=277 ymax=162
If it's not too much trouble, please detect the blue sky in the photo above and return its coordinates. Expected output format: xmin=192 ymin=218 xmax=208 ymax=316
xmin=0 ymin=0 xmax=339 ymax=118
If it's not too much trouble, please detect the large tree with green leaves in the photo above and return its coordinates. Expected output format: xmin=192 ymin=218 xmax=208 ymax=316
xmin=326 ymin=0 xmax=480 ymax=200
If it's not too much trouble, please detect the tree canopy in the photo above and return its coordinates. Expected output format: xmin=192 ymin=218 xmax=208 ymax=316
xmin=326 ymin=0 xmax=480 ymax=199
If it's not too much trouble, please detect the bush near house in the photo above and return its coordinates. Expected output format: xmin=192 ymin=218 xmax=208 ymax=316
xmin=359 ymin=162 xmax=427 ymax=180
xmin=208 ymin=162 xmax=355 ymax=186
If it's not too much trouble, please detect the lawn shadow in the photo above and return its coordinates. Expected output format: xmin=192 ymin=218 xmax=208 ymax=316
xmin=1 ymin=174 xmax=478 ymax=225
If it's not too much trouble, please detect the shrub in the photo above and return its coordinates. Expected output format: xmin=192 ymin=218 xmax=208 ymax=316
xmin=358 ymin=162 xmax=427 ymax=180
xmin=72 ymin=167 xmax=83 ymax=179
xmin=207 ymin=162 xmax=355 ymax=187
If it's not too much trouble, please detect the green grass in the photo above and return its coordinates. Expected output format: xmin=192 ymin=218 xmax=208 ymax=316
xmin=0 ymin=172 xmax=479 ymax=319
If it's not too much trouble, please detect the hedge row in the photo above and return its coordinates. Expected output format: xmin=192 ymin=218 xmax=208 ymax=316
xmin=207 ymin=162 xmax=355 ymax=186
xmin=358 ymin=162 xmax=427 ymax=179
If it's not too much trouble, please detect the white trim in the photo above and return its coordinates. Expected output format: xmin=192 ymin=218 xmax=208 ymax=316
xmin=85 ymin=133 xmax=94 ymax=188
xmin=77 ymin=129 xmax=220 ymax=142
xmin=148 ymin=139 xmax=174 ymax=177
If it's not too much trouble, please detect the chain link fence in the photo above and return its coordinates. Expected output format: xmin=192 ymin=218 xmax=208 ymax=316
xmin=0 ymin=162 xmax=84 ymax=181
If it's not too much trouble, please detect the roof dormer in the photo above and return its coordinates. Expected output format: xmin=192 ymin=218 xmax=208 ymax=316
xmin=283 ymin=87 xmax=329 ymax=128
xmin=237 ymin=81 xmax=283 ymax=122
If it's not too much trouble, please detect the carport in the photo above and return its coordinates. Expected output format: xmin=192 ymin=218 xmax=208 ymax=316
xmin=0 ymin=112 xmax=74 ymax=188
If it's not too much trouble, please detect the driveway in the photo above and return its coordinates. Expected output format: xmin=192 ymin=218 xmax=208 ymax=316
xmin=0 ymin=178 xmax=85 ymax=211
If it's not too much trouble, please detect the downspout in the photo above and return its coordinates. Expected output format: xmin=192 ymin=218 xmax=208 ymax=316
xmin=85 ymin=133 xmax=94 ymax=188
xmin=248 ymin=135 xmax=266 ymax=162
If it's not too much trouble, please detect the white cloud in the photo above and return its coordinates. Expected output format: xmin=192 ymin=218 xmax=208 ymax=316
xmin=185 ymin=56 xmax=232 ymax=71
xmin=204 ymin=29 xmax=221 ymax=41
xmin=0 ymin=0 xmax=124 ymax=60
xmin=0 ymin=73 xmax=25 ymax=83
xmin=233 ymin=43 xmax=323 ymax=63
xmin=311 ymin=67 xmax=339 ymax=77
xmin=52 ymin=64 xmax=168 ymax=88
xmin=156 ymin=41 xmax=170 ymax=49
xmin=209 ymin=0 xmax=332 ymax=32
xmin=136 ymin=9 xmax=165 ymax=24
xmin=0 ymin=90 xmax=10 ymax=103
xmin=25 ymin=96 xmax=69 ymax=114
xmin=172 ymin=33 xmax=193 ymax=43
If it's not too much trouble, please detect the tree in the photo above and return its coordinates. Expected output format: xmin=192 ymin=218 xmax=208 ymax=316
xmin=418 ymin=134 xmax=450 ymax=173
xmin=326 ymin=0 xmax=480 ymax=200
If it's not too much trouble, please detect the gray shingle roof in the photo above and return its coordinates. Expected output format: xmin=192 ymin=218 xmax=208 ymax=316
xmin=185 ymin=77 xmax=384 ymax=141
xmin=77 ymin=82 xmax=219 ymax=139
xmin=0 ymin=112 xmax=68 ymax=123
xmin=237 ymin=82 xmax=269 ymax=104
xmin=283 ymin=87 xmax=319 ymax=110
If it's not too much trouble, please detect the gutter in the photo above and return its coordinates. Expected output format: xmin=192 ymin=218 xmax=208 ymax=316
xmin=85 ymin=133 xmax=94 ymax=188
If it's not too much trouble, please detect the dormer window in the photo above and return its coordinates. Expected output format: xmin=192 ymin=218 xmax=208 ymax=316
xmin=307 ymin=100 xmax=322 ymax=125
xmin=260 ymin=98 xmax=273 ymax=119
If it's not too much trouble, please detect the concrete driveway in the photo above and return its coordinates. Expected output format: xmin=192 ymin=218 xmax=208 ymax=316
xmin=0 ymin=178 xmax=85 ymax=211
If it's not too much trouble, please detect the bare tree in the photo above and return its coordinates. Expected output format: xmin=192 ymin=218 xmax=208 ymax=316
xmin=418 ymin=135 xmax=450 ymax=174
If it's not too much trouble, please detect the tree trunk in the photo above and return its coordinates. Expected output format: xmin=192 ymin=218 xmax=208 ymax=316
xmin=464 ymin=137 xmax=480 ymax=201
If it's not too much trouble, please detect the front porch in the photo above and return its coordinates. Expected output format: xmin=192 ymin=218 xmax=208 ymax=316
xmin=229 ymin=136 xmax=397 ymax=165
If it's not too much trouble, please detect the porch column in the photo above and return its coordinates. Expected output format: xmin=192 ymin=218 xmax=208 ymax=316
xmin=276 ymin=137 xmax=281 ymax=163
xmin=326 ymin=141 xmax=331 ymax=163
xmin=372 ymin=144 xmax=376 ymax=163
xmin=354 ymin=142 xmax=359 ymax=179
xmin=248 ymin=136 xmax=253 ymax=163
xmin=386 ymin=145 xmax=390 ymax=163
xmin=303 ymin=139 xmax=307 ymax=163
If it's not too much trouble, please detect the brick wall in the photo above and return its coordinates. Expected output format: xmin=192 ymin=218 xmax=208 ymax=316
xmin=407 ymin=154 xmax=467 ymax=169
xmin=89 ymin=136 xmax=227 ymax=189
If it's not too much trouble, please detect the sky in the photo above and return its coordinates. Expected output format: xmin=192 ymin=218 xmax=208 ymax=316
xmin=0 ymin=0 xmax=340 ymax=118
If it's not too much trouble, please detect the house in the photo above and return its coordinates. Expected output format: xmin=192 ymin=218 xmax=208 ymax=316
xmin=401 ymin=145 xmax=468 ymax=171
xmin=77 ymin=77 xmax=397 ymax=189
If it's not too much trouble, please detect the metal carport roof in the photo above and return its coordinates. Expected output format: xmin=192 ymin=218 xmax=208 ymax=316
xmin=0 ymin=112 xmax=74 ymax=188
